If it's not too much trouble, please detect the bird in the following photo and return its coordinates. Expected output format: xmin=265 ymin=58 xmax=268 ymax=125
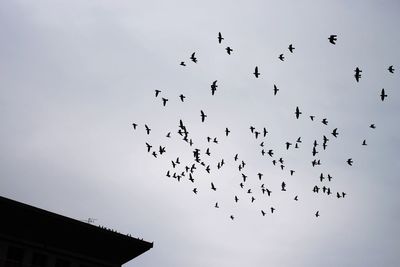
xmin=347 ymin=158 xmax=353 ymax=166
xmin=286 ymin=142 xmax=292 ymax=150
xmin=257 ymin=173 xmax=263 ymax=180
xmin=215 ymin=202 xmax=219 ymax=208
xmin=295 ymin=106 xmax=302 ymax=119
xmin=388 ymin=65 xmax=395 ymax=73
xmin=362 ymin=139 xmax=367 ymax=146
xmin=159 ymin=146 xmax=166 ymax=155
xmin=218 ymin=32 xmax=224 ymax=43
xmin=268 ymin=150 xmax=274 ymax=157
xmin=190 ymin=52 xmax=197 ymax=63
xmin=230 ymin=215 xmax=234 ymax=220
xmin=322 ymin=118 xmax=328 ymax=125
xmin=369 ymin=124 xmax=376 ymax=129
xmin=281 ymin=182 xmax=286 ymax=191
xmin=162 ymin=97 xmax=168 ymax=106
xmin=270 ymin=207 xmax=275 ymax=213
xmin=211 ymin=182 xmax=216 ymax=191
xmin=294 ymin=196 xmax=298 ymax=201
xmin=312 ymin=147 xmax=318 ymax=157
xmin=278 ymin=54 xmax=285 ymax=61
xmin=354 ymin=67 xmax=362 ymax=82
xmin=200 ymin=110 xmax=207 ymax=122
xmin=290 ymin=170 xmax=295 ymax=176
xmin=296 ymin=137 xmax=302 ymax=143
xmin=225 ymin=128 xmax=230 ymax=136
xmin=254 ymin=66 xmax=260 ymax=78
xmin=310 ymin=115 xmax=315 ymax=121
xmin=145 ymin=142 xmax=152 ymax=152
xmin=261 ymin=210 xmax=266 ymax=216
xmin=251 ymin=196 xmax=256 ymax=203
xmin=273 ymin=84 xmax=279 ymax=95
xmin=226 ymin=46 xmax=233 ymax=55
xmin=288 ymin=44 xmax=295 ymax=53
xmin=132 ymin=123 xmax=137 ymax=130
xmin=332 ymin=128 xmax=339 ymax=138
xmin=315 ymin=211 xmax=320 ymax=217
xmin=144 ymin=124 xmax=151 ymax=135
xmin=234 ymin=154 xmax=239 ymax=161
xmin=328 ymin=35 xmax=337 ymax=44
xmin=234 ymin=196 xmax=239 ymax=202
xmin=211 ymin=80 xmax=218 ymax=95
xmin=179 ymin=94 xmax=186 ymax=102
xmin=155 ymin=90 xmax=161 ymax=97
xmin=380 ymin=89 xmax=387 ymax=101
xmin=263 ymin=127 xmax=268 ymax=137
xmin=192 ymin=188 xmax=198 ymax=194
xmin=152 ymin=151 xmax=157 ymax=158
xmin=180 ymin=61 xmax=186 ymax=66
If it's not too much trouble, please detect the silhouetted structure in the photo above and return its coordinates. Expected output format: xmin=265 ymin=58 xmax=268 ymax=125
xmin=0 ymin=196 xmax=152 ymax=267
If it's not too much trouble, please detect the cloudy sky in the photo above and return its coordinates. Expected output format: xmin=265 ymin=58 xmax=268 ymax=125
xmin=1 ymin=1 xmax=399 ymax=267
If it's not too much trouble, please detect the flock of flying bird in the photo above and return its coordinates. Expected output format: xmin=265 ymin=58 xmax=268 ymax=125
xmin=132 ymin=32 xmax=394 ymax=220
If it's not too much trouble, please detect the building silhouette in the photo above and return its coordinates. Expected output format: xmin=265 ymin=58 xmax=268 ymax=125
xmin=0 ymin=196 xmax=152 ymax=267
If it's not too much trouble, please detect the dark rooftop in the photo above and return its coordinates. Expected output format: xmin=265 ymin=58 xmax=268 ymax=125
xmin=0 ymin=195 xmax=153 ymax=266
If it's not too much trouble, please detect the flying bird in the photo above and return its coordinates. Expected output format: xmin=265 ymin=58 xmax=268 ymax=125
xmin=145 ymin=142 xmax=152 ymax=152
xmin=261 ymin=210 xmax=266 ymax=216
xmin=225 ymin=128 xmax=230 ymax=136
xmin=211 ymin=182 xmax=216 ymax=191
xmin=388 ymin=65 xmax=395 ymax=73
xmin=328 ymin=35 xmax=337 ymax=44
xmin=294 ymin=196 xmax=298 ymax=201
xmin=354 ymin=67 xmax=362 ymax=82
xmin=310 ymin=115 xmax=315 ymax=121
xmin=180 ymin=61 xmax=186 ymax=66
xmin=332 ymin=128 xmax=339 ymax=138
xmin=190 ymin=52 xmax=197 ymax=63
xmin=162 ymin=97 xmax=168 ymax=106
xmin=295 ymin=106 xmax=302 ymax=119
xmin=347 ymin=158 xmax=353 ymax=166
xmin=226 ymin=46 xmax=233 ymax=55
xmin=155 ymin=90 xmax=161 ymax=97
xmin=211 ymin=80 xmax=218 ymax=95
xmin=192 ymin=188 xmax=198 ymax=194
xmin=132 ymin=123 xmax=137 ymax=130
xmin=273 ymin=84 xmax=279 ymax=95
xmin=315 ymin=211 xmax=320 ymax=217
xmin=200 ymin=110 xmax=207 ymax=122
xmin=254 ymin=66 xmax=260 ymax=78
xmin=218 ymin=32 xmax=224 ymax=43
xmin=215 ymin=202 xmax=219 ymax=208
xmin=369 ymin=124 xmax=376 ymax=129
xmin=144 ymin=124 xmax=151 ymax=135
xmin=322 ymin=118 xmax=328 ymax=125
xmin=179 ymin=94 xmax=186 ymax=102
xmin=278 ymin=54 xmax=285 ymax=61
xmin=288 ymin=44 xmax=295 ymax=53
xmin=362 ymin=139 xmax=367 ymax=146
xmin=380 ymin=89 xmax=387 ymax=101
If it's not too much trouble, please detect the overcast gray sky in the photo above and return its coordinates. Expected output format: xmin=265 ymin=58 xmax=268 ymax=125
xmin=1 ymin=1 xmax=400 ymax=267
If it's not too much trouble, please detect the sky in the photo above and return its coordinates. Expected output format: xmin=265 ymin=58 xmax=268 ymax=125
xmin=1 ymin=1 xmax=399 ymax=267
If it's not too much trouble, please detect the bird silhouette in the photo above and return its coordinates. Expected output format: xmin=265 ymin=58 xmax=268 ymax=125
xmin=281 ymin=182 xmax=286 ymax=191
xmin=388 ymin=65 xmax=395 ymax=73
xmin=278 ymin=54 xmax=285 ymax=61
xmin=226 ymin=47 xmax=233 ymax=55
xmin=144 ymin=124 xmax=151 ymax=135
xmin=132 ymin=123 xmax=137 ymax=130
xmin=211 ymin=182 xmax=216 ymax=191
xmin=145 ymin=142 xmax=152 ymax=152
xmin=218 ymin=32 xmax=224 ymax=43
xmin=295 ymin=106 xmax=302 ymax=119
xmin=354 ymin=67 xmax=362 ymax=82
xmin=179 ymin=94 xmax=186 ymax=102
xmin=234 ymin=196 xmax=239 ymax=202
xmin=310 ymin=115 xmax=315 ymax=121
xmin=322 ymin=118 xmax=328 ymax=125
xmin=261 ymin=210 xmax=266 ymax=216
xmin=369 ymin=124 xmax=376 ymax=129
xmin=200 ymin=110 xmax=207 ymax=122
xmin=225 ymin=128 xmax=230 ymax=136
xmin=193 ymin=188 xmax=198 ymax=194
xmin=190 ymin=52 xmax=197 ymax=63
xmin=270 ymin=207 xmax=275 ymax=213
xmin=254 ymin=66 xmax=260 ymax=78
xmin=230 ymin=215 xmax=234 ymax=220
xmin=155 ymin=90 xmax=161 ymax=97
xmin=347 ymin=158 xmax=353 ymax=166
xmin=211 ymin=80 xmax=218 ymax=95
xmin=332 ymin=128 xmax=339 ymax=138
xmin=273 ymin=84 xmax=279 ymax=95
xmin=294 ymin=196 xmax=298 ymax=201
xmin=315 ymin=211 xmax=320 ymax=217
xmin=180 ymin=61 xmax=186 ymax=66
xmin=380 ymin=89 xmax=387 ymax=101
xmin=286 ymin=142 xmax=292 ymax=150
xmin=215 ymin=202 xmax=219 ymax=208
xmin=288 ymin=44 xmax=295 ymax=53
xmin=162 ymin=97 xmax=168 ymax=106
xmin=328 ymin=35 xmax=337 ymax=44
xmin=362 ymin=139 xmax=367 ymax=146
